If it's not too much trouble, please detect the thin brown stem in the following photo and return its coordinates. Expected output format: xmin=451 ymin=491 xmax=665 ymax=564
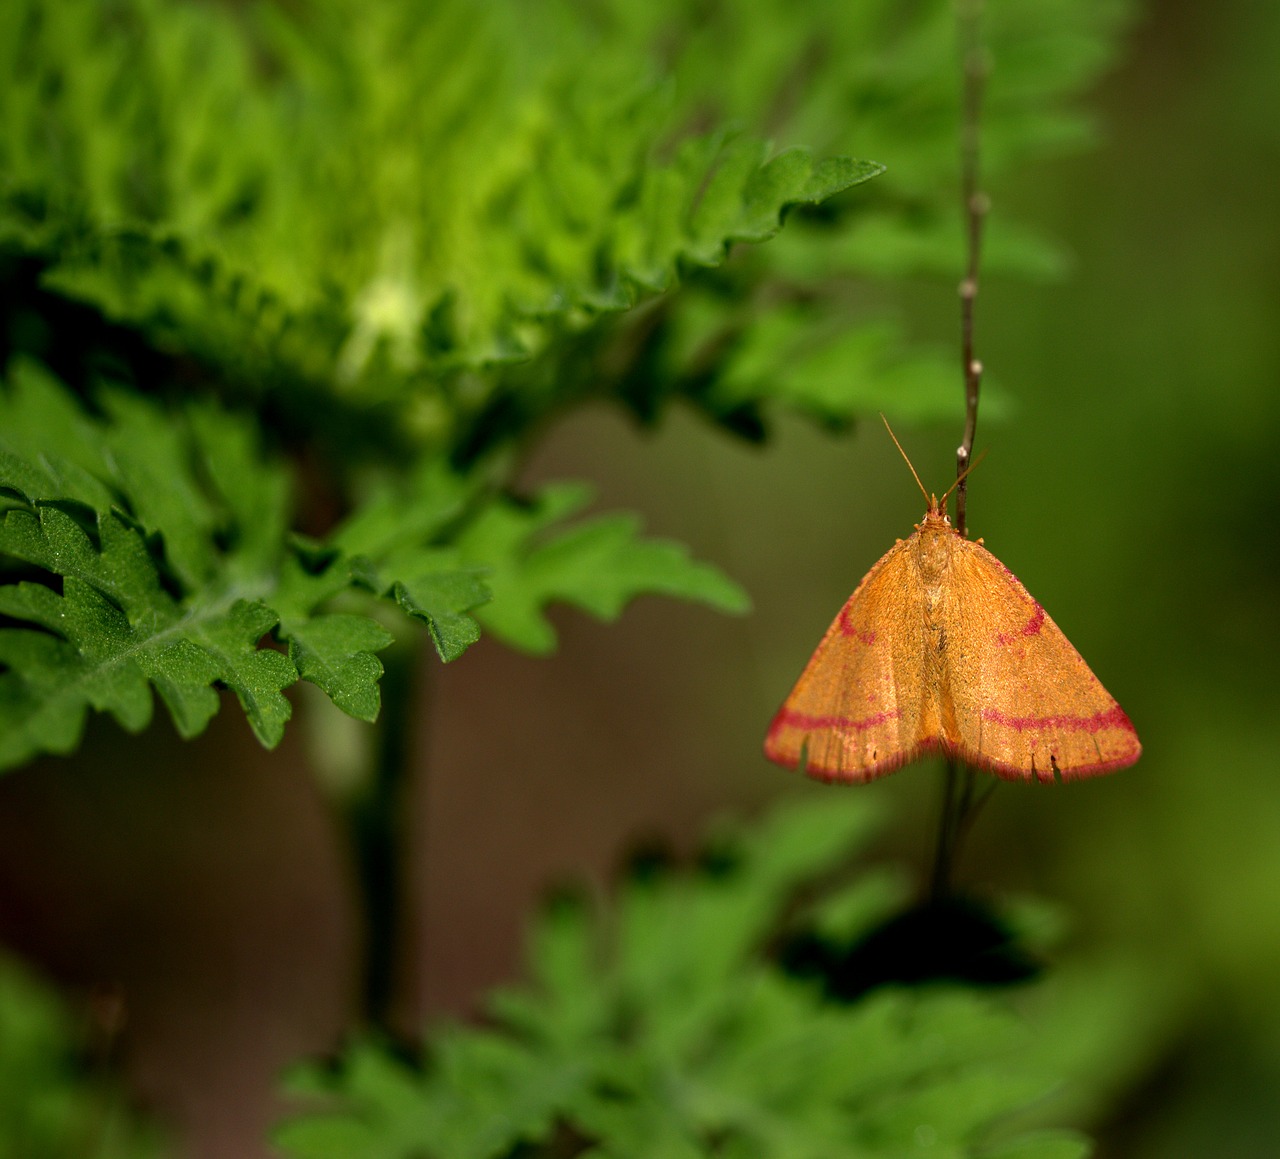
xmin=954 ymin=0 xmax=988 ymax=539
xmin=930 ymin=760 xmax=960 ymax=902
xmin=957 ymin=773 xmax=1000 ymax=846
xmin=931 ymin=0 xmax=992 ymax=902
xmin=930 ymin=763 xmax=999 ymax=903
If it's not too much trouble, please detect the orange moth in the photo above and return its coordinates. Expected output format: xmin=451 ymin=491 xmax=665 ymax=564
xmin=764 ymin=433 xmax=1141 ymax=784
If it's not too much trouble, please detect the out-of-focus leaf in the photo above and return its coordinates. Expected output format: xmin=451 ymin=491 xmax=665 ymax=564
xmin=0 ymin=954 xmax=166 ymax=1157
xmin=455 ymin=484 xmax=750 ymax=655
xmin=276 ymin=794 xmax=1133 ymax=1159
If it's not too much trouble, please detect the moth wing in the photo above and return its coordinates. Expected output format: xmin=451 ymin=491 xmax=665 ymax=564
xmin=940 ymin=539 xmax=1141 ymax=781
xmin=764 ymin=538 xmax=927 ymax=783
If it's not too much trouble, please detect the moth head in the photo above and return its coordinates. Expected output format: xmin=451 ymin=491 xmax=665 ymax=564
xmin=880 ymin=413 xmax=984 ymax=528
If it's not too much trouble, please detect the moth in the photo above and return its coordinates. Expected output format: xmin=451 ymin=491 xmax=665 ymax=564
xmin=764 ymin=434 xmax=1141 ymax=783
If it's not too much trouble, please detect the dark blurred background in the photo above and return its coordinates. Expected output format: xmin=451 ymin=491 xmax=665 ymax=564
xmin=1 ymin=1 xmax=1277 ymax=1156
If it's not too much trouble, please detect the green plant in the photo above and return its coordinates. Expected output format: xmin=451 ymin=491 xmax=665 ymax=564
xmin=276 ymin=794 xmax=1161 ymax=1159
xmin=0 ymin=0 xmax=1147 ymax=1153
xmin=0 ymin=0 xmax=1129 ymax=762
xmin=0 ymin=953 xmax=164 ymax=1157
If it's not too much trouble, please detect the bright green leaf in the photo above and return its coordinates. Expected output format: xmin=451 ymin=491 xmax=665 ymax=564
xmin=390 ymin=570 xmax=489 ymax=663
xmin=282 ymin=613 xmax=393 ymax=723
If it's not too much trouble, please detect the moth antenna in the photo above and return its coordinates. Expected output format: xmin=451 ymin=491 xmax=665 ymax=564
xmin=939 ymin=447 xmax=988 ymax=508
xmin=879 ymin=414 xmax=931 ymax=507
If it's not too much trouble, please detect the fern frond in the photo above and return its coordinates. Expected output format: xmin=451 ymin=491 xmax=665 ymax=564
xmin=0 ymin=0 xmax=881 ymax=416
xmin=455 ymin=482 xmax=750 ymax=655
xmin=0 ymin=361 xmax=746 ymax=769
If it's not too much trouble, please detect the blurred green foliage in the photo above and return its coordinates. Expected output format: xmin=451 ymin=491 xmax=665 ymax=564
xmin=0 ymin=0 xmax=1128 ymax=456
xmin=0 ymin=953 xmax=163 ymax=1157
xmin=962 ymin=4 xmax=1280 ymax=1151
xmin=277 ymin=794 xmax=1164 ymax=1159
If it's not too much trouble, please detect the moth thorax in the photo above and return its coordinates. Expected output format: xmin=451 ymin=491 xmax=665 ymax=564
xmin=914 ymin=524 xmax=954 ymax=583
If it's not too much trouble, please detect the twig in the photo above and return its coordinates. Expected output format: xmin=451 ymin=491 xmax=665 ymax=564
xmin=931 ymin=0 xmax=993 ymax=902
xmin=954 ymin=0 xmax=988 ymax=540
xmin=929 ymin=760 xmax=960 ymax=902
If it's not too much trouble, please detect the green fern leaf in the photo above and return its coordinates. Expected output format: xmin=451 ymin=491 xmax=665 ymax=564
xmin=0 ymin=499 xmax=293 ymax=763
xmin=0 ymin=366 xmax=386 ymax=766
xmin=0 ymin=0 xmax=882 ymax=431
xmin=385 ymin=572 xmax=484 ymax=664
xmin=687 ymin=142 xmax=884 ymax=264
xmin=455 ymin=483 xmax=749 ymax=655
xmin=316 ymin=467 xmax=492 ymax=665
xmin=0 ymin=363 xmax=749 ymax=767
xmin=1 ymin=0 xmax=1131 ymax=451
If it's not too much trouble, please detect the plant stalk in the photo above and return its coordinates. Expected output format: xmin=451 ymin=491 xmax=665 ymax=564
xmin=351 ymin=642 xmax=421 ymax=1031
xmin=932 ymin=0 xmax=993 ymax=901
